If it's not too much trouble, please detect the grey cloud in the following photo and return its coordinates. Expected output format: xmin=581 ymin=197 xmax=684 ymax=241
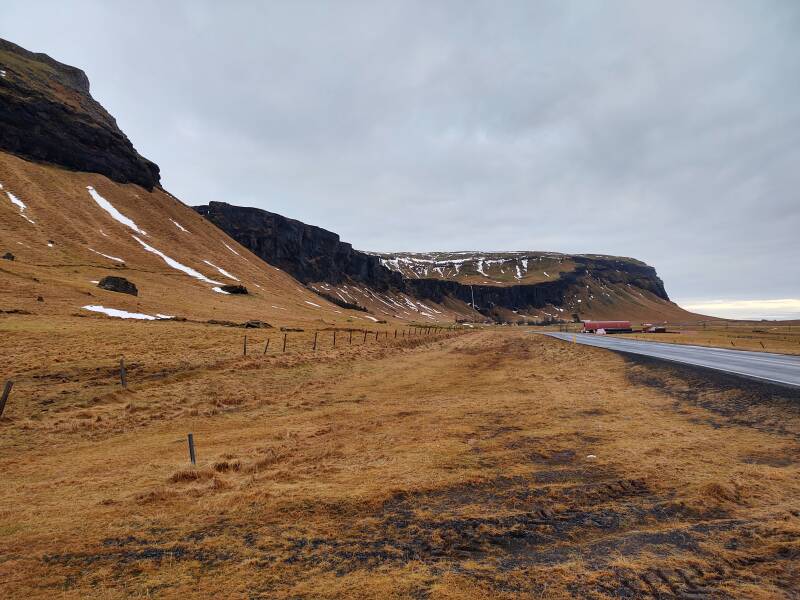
xmin=1 ymin=0 xmax=798 ymax=303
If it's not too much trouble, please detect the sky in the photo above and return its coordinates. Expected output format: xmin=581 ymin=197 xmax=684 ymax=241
xmin=1 ymin=1 xmax=799 ymax=319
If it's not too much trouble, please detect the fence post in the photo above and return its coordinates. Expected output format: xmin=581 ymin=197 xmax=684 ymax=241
xmin=120 ymin=358 xmax=127 ymax=388
xmin=283 ymin=333 xmax=287 ymax=352
xmin=349 ymin=330 xmax=353 ymax=344
xmin=375 ymin=330 xmax=379 ymax=341
xmin=0 ymin=380 xmax=13 ymax=418
xmin=333 ymin=330 xmax=336 ymax=347
xmin=244 ymin=335 xmax=248 ymax=357
xmin=363 ymin=330 xmax=367 ymax=343
xmin=313 ymin=331 xmax=318 ymax=350
xmin=264 ymin=338 xmax=270 ymax=354
xmin=394 ymin=329 xmax=397 ymax=338
xmin=187 ymin=433 xmax=196 ymax=465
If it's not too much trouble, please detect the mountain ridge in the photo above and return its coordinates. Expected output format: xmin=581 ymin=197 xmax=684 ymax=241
xmin=194 ymin=201 xmax=690 ymax=324
xmin=0 ymin=38 xmax=160 ymax=190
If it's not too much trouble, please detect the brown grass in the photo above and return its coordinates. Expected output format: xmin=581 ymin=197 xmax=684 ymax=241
xmin=622 ymin=323 xmax=800 ymax=355
xmin=1 ymin=324 xmax=799 ymax=598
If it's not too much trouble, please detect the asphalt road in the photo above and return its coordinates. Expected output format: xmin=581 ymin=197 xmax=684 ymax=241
xmin=546 ymin=332 xmax=800 ymax=388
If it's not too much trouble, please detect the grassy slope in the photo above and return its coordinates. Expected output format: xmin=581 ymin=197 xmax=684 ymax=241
xmin=0 ymin=151 xmax=386 ymax=327
xmin=1 ymin=327 xmax=798 ymax=598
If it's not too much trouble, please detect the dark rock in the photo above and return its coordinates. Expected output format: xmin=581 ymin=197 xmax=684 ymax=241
xmin=36 ymin=296 xmax=43 ymax=302
xmin=205 ymin=319 xmax=271 ymax=329
xmin=2 ymin=252 xmax=14 ymax=261
xmin=280 ymin=327 xmax=304 ymax=332
xmin=194 ymin=202 xmax=401 ymax=290
xmin=194 ymin=203 xmax=669 ymax=319
xmin=0 ymin=38 xmax=160 ymax=190
xmin=206 ymin=319 xmax=239 ymax=327
xmin=97 ymin=276 xmax=138 ymax=296
xmin=220 ymin=284 xmax=248 ymax=295
xmin=312 ymin=290 xmax=367 ymax=312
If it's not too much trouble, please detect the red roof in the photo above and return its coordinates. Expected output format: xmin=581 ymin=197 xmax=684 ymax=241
xmin=583 ymin=320 xmax=631 ymax=329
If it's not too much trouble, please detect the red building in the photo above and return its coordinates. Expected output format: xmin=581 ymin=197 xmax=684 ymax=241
xmin=581 ymin=320 xmax=632 ymax=334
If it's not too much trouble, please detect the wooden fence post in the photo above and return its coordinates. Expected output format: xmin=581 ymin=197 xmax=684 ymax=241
xmin=363 ymin=330 xmax=367 ymax=343
xmin=120 ymin=358 xmax=127 ymax=388
xmin=244 ymin=335 xmax=248 ymax=356
xmin=349 ymin=330 xmax=353 ymax=344
xmin=375 ymin=330 xmax=379 ymax=341
xmin=283 ymin=333 xmax=287 ymax=352
xmin=394 ymin=329 xmax=397 ymax=338
xmin=187 ymin=433 xmax=196 ymax=465
xmin=264 ymin=338 xmax=270 ymax=354
xmin=0 ymin=380 xmax=13 ymax=418
xmin=333 ymin=330 xmax=336 ymax=347
xmin=313 ymin=331 xmax=318 ymax=351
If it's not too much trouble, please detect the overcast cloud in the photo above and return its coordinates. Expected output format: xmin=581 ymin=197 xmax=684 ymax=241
xmin=2 ymin=1 xmax=799 ymax=316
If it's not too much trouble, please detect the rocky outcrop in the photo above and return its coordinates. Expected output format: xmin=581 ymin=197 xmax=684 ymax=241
xmin=98 ymin=276 xmax=138 ymax=296
xmin=194 ymin=202 xmax=403 ymax=290
xmin=0 ymin=38 xmax=160 ymax=190
xmin=220 ymin=284 xmax=248 ymax=295
xmin=195 ymin=201 xmax=671 ymax=320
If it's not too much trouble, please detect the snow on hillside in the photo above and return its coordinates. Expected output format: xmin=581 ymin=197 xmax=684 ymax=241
xmin=372 ymin=251 xmax=570 ymax=285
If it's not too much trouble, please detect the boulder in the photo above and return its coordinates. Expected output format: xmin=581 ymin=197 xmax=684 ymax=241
xmin=220 ymin=284 xmax=248 ymax=294
xmin=97 ymin=276 xmax=138 ymax=296
xmin=2 ymin=252 xmax=14 ymax=261
xmin=243 ymin=320 xmax=271 ymax=329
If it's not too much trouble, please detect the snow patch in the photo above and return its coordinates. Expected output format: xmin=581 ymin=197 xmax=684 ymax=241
xmin=132 ymin=235 xmax=222 ymax=285
xmin=305 ymin=300 xmax=321 ymax=308
xmin=86 ymin=186 xmax=146 ymax=235
xmin=222 ymin=242 xmax=241 ymax=256
xmin=364 ymin=315 xmax=379 ymax=322
xmin=82 ymin=305 xmax=156 ymax=320
xmin=202 ymin=260 xmax=239 ymax=281
xmin=170 ymin=219 xmax=188 ymax=232
xmin=212 ymin=286 xmax=230 ymax=294
xmin=4 ymin=189 xmax=35 ymax=224
xmin=88 ymin=248 xmax=125 ymax=263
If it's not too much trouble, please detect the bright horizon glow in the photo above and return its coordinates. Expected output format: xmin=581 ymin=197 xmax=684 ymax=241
xmin=678 ymin=299 xmax=800 ymax=321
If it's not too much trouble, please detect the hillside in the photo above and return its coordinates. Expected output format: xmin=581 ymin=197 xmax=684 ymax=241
xmin=0 ymin=38 xmax=159 ymax=189
xmin=196 ymin=203 xmax=697 ymax=324
xmin=0 ymin=151 xmax=373 ymax=327
xmin=1 ymin=36 xmax=697 ymax=327
xmin=0 ymin=39 xmax=379 ymax=328
xmin=373 ymin=251 xmax=650 ymax=288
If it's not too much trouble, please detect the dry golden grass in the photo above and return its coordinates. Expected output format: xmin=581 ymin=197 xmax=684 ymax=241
xmin=1 ymin=321 xmax=798 ymax=598
xmin=622 ymin=323 xmax=800 ymax=355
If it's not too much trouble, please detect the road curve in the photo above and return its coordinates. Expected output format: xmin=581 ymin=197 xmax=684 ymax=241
xmin=545 ymin=332 xmax=800 ymax=388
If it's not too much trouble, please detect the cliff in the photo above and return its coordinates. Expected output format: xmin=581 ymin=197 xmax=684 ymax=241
xmin=194 ymin=202 xmax=674 ymax=321
xmin=194 ymin=201 xmax=403 ymax=290
xmin=0 ymin=38 xmax=160 ymax=190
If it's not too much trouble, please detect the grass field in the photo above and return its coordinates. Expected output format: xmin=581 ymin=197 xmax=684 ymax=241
xmin=1 ymin=318 xmax=799 ymax=598
xmin=620 ymin=323 xmax=800 ymax=356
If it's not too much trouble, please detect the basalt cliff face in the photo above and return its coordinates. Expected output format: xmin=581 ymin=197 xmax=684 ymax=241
xmin=195 ymin=201 xmax=676 ymax=322
xmin=194 ymin=201 xmax=403 ymax=290
xmin=0 ymin=38 xmax=160 ymax=190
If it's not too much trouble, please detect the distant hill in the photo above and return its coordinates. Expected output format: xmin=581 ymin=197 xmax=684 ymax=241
xmin=195 ymin=203 xmax=697 ymax=324
xmin=1 ymin=37 xmax=698 ymax=326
